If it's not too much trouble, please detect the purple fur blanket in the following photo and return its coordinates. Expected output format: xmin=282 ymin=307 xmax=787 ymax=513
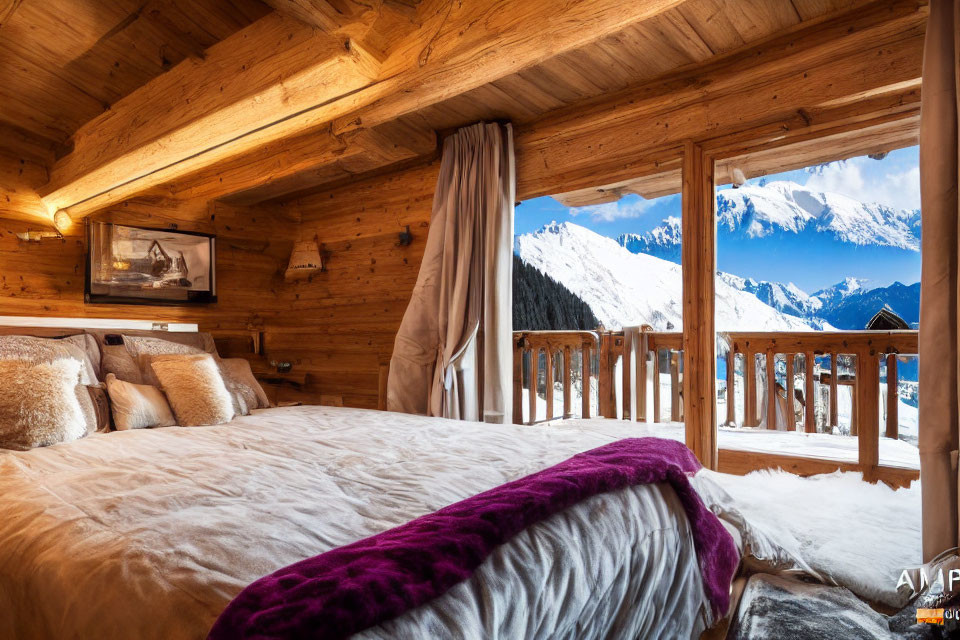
xmin=208 ymin=437 xmax=739 ymax=640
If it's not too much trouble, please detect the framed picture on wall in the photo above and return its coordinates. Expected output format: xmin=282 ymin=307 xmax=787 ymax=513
xmin=85 ymin=222 xmax=217 ymax=305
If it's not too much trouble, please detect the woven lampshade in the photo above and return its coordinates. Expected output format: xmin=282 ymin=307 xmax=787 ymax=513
xmin=285 ymin=238 xmax=322 ymax=281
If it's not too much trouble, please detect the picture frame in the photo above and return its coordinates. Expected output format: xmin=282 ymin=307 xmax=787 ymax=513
xmin=85 ymin=222 xmax=217 ymax=305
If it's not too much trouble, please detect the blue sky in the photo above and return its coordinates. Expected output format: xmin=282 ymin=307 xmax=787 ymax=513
xmin=515 ymin=146 xmax=921 ymax=292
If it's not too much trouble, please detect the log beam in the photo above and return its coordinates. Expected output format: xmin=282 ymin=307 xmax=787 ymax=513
xmin=40 ymin=0 xmax=688 ymax=218
xmin=516 ymin=0 xmax=925 ymax=200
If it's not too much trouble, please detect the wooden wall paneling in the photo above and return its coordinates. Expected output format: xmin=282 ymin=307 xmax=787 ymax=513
xmin=681 ymin=141 xmax=717 ymax=470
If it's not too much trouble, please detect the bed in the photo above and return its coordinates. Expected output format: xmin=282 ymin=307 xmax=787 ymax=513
xmin=0 ymin=403 xmax=738 ymax=639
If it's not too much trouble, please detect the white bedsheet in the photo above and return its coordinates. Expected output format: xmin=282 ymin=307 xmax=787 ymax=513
xmin=0 ymin=406 xmax=718 ymax=639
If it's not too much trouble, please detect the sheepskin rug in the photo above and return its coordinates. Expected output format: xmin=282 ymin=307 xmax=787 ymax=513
xmin=150 ymin=354 xmax=235 ymax=426
xmin=703 ymin=468 xmax=922 ymax=609
xmin=0 ymin=358 xmax=87 ymax=450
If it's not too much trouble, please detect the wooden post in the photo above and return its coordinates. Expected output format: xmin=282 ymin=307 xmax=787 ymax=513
xmin=528 ymin=348 xmax=538 ymax=425
xmin=513 ymin=340 xmax=523 ymax=424
xmin=766 ymin=351 xmax=777 ymax=430
xmin=857 ymin=352 xmax=880 ymax=478
xmin=851 ymin=380 xmax=859 ymax=436
xmin=563 ymin=346 xmax=573 ymax=419
xmin=830 ymin=353 xmax=839 ymax=428
xmin=544 ymin=349 xmax=554 ymax=421
xmin=744 ymin=350 xmax=756 ymax=426
xmin=785 ymin=353 xmax=795 ymax=430
xmin=652 ymin=348 xmax=661 ymax=423
xmin=885 ymin=353 xmax=898 ymax=439
xmin=725 ymin=348 xmax=736 ymax=426
xmin=681 ymin=141 xmax=717 ymax=470
xmin=598 ymin=333 xmax=613 ymax=418
xmin=804 ymin=351 xmax=815 ymax=433
xmin=670 ymin=351 xmax=681 ymax=422
xmin=581 ymin=344 xmax=591 ymax=419
xmin=622 ymin=331 xmax=632 ymax=420
xmin=636 ymin=329 xmax=648 ymax=422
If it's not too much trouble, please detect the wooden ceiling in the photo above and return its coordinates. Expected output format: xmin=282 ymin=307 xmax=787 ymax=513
xmin=392 ymin=0 xmax=865 ymax=135
xmin=0 ymin=0 xmax=270 ymax=166
xmin=0 ymin=0 xmax=925 ymax=224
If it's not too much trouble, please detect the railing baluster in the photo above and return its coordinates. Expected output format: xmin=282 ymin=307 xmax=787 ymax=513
xmin=544 ymin=348 xmax=554 ymax=421
xmin=636 ymin=329 xmax=648 ymax=422
xmin=766 ymin=350 xmax=776 ymax=429
xmin=725 ymin=348 xmax=736 ymax=426
xmin=744 ymin=350 xmax=756 ymax=427
xmin=785 ymin=353 xmax=795 ymax=430
xmin=528 ymin=347 xmax=538 ymax=425
xmin=804 ymin=351 xmax=815 ymax=433
xmin=513 ymin=339 xmax=524 ymax=424
xmin=652 ymin=347 xmax=661 ymax=423
xmin=622 ymin=331 xmax=632 ymax=420
xmin=885 ymin=353 xmax=898 ymax=439
xmin=857 ymin=352 xmax=880 ymax=477
xmin=670 ymin=350 xmax=681 ymax=422
xmin=581 ymin=343 xmax=591 ymax=419
xmin=563 ymin=346 xmax=572 ymax=419
xmin=830 ymin=353 xmax=839 ymax=429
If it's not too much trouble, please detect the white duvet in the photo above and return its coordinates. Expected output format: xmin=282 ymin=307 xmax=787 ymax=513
xmin=0 ymin=406 xmax=719 ymax=639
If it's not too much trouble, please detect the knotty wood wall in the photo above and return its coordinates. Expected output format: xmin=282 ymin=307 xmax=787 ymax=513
xmin=272 ymin=160 xmax=439 ymax=408
xmin=0 ymin=194 xmax=295 ymax=344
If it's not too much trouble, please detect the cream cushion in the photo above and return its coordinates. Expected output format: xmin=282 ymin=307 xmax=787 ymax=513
xmin=104 ymin=373 xmax=176 ymax=430
xmin=150 ymin=354 xmax=235 ymax=426
xmin=0 ymin=358 xmax=87 ymax=450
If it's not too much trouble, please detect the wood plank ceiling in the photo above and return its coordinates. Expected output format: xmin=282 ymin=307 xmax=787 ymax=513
xmin=0 ymin=0 xmax=917 ymax=222
xmin=0 ymin=0 xmax=270 ymax=165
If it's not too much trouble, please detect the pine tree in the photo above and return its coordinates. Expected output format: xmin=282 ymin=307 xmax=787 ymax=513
xmin=512 ymin=255 xmax=599 ymax=330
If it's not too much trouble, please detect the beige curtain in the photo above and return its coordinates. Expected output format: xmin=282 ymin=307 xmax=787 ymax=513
xmin=387 ymin=122 xmax=515 ymax=423
xmin=919 ymin=0 xmax=960 ymax=562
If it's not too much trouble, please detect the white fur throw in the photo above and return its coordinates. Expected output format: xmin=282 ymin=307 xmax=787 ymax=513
xmin=0 ymin=358 xmax=87 ymax=450
xmin=150 ymin=354 xmax=235 ymax=427
xmin=104 ymin=373 xmax=176 ymax=430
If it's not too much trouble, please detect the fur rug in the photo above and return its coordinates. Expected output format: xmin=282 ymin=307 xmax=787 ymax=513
xmin=703 ymin=468 xmax=922 ymax=609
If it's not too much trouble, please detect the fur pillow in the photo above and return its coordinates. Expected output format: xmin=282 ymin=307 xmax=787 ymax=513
xmin=0 ymin=359 xmax=88 ymax=450
xmin=149 ymin=354 xmax=235 ymax=426
xmin=104 ymin=373 xmax=176 ymax=430
xmin=0 ymin=335 xmax=98 ymax=385
xmin=220 ymin=358 xmax=271 ymax=411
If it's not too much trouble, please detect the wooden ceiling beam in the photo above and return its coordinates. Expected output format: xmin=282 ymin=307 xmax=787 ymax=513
xmin=515 ymin=0 xmax=926 ymax=200
xmin=262 ymin=0 xmax=375 ymax=32
xmin=41 ymin=0 xmax=689 ymax=219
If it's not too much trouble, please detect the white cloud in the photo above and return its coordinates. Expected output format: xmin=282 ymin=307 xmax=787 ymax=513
xmin=568 ymin=198 xmax=653 ymax=223
xmin=804 ymin=157 xmax=920 ymax=211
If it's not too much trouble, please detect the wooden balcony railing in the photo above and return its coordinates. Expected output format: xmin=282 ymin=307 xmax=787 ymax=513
xmin=512 ymin=330 xmax=598 ymax=424
xmin=513 ymin=327 xmax=919 ymax=481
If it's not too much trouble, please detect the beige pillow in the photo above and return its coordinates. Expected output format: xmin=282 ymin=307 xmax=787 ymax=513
xmin=221 ymin=358 xmax=271 ymax=411
xmin=150 ymin=354 xmax=235 ymax=426
xmin=87 ymin=385 xmax=112 ymax=432
xmin=0 ymin=335 xmax=98 ymax=385
xmin=104 ymin=373 xmax=176 ymax=430
xmin=0 ymin=359 xmax=88 ymax=450
xmin=127 ymin=337 xmax=205 ymax=387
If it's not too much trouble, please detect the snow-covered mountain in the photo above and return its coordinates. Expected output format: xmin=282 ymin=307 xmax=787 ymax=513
xmin=718 ymin=273 xmax=825 ymax=321
xmin=617 ymin=180 xmax=921 ymax=262
xmin=716 ymin=180 xmax=920 ymax=249
xmin=515 ymin=222 xmax=823 ymax=332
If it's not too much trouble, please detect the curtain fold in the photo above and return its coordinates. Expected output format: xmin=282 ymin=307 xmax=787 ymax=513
xmin=919 ymin=0 xmax=960 ymax=562
xmin=387 ymin=122 xmax=514 ymax=422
